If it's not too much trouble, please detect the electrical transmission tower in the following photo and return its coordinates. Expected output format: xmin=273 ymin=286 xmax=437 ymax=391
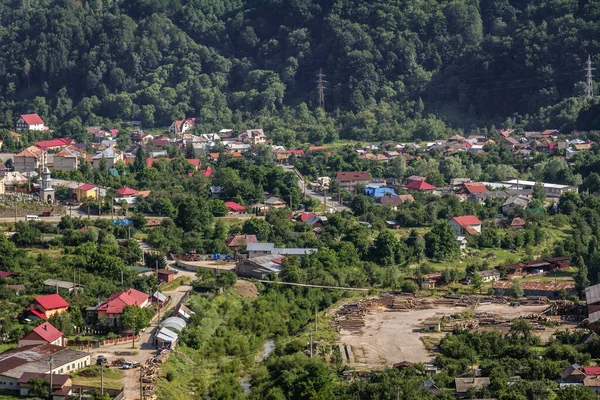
xmin=586 ymin=55 xmax=594 ymax=100
xmin=316 ymin=69 xmax=326 ymax=109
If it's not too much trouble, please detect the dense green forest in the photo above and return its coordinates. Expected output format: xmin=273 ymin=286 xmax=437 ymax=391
xmin=0 ymin=0 xmax=598 ymax=142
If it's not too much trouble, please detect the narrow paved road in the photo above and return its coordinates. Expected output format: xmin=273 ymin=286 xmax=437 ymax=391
xmin=282 ymin=165 xmax=348 ymax=211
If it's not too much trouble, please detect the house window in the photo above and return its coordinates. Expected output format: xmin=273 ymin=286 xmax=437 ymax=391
xmin=72 ymin=363 xmax=75 ymax=369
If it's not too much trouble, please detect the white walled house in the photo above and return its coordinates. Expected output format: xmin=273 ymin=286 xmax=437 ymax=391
xmin=15 ymin=114 xmax=47 ymax=131
xmin=448 ymin=216 xmax=482 ymax=236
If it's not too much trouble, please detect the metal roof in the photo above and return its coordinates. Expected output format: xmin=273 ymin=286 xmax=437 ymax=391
xmin=156 ymin=327 xmax=178 ymax=343
xmin=160 ymin=317 xmax=187 ymax=332
xmin=585 ymin=284 xmax=600 ymax=306
xmin=246 ymin=243 xmax=275 ymax=252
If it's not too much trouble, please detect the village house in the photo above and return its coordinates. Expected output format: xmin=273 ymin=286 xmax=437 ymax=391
xmin=448 ymin=216 xmax=482 ymax=236
xmin=238 ymin=129 xmax=267 ymax=145
xmin=225 ymin=201 xmax=246 ymax=214
xmin=14 ymin=146 xmax=44 ymax=172
xmin=74 ymin=183 xmax=98 ymax=201
xmin=501 ymin=195 xmax=530 ymax=214
xmin=405 ymin=180 xmax=437 ymax=192
xmin=168 ymin=118 xmax=195 ymax=134
xmin=584 ymin=284 xmax=600 ymax=323
xmin=226 ymin=234 xmax=258 ymax=251
xmin=18 ymin=322 xmax=64 ymax=347
xmin=337 ymin=171 xmax=371 ymax=193
xmin=265 ymin=196 xmax=287 ymax=209
xmin=454 ymin=377 xmax=490 ymax=398
xmin=25 ymin=294 xmax=69 ymax=320
xmin=52 ymin=146 xmax=82 ymax=171
xmin=0 ymin=344 xmax=90 ymax=392
xmin=43 ymin=279 xmax=83 ymax=294
xmin=246 ymin=242 xmax=318 ymax=259
xmin=15 ymin=113 xmax=47 ymax=131
xmin=90 ymin=288 xmax=149 ymax=323
xmin=505 ymin=217 xmax=526 ymax=230
xmin=377 ymin=194 xmax=414 ymax=210
xmin=236 ymin=255 xmax=283 ymax=279
xmin=18 ymin=372 xmax=73 ymax=399
xmin=92 ymin=147 xmax=123 ymax=169
xmin=459 ymin=182 xmax=488 ymax=195
xmin=117 ymin=186 xmax=138 ymax=197
xmin=35 ymin=138 xmax=74 ymax=152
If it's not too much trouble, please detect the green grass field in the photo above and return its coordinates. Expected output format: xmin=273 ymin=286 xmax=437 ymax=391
xmin=71 ymin=366 xmax=123 ymax=390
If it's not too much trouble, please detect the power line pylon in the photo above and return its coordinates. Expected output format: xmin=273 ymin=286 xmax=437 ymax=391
xmin=316 ymin=69 xmax=326 ymax=109
xmin=585 ymin=55 xmax=594 ymax=100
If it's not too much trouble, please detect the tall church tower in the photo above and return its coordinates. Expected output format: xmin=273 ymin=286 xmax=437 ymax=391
xmin=39 ymin=153 xmax=54 ymax=203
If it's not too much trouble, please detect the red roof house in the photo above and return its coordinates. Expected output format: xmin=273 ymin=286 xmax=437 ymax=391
xmin=298 ymin=212 xmax=317 ymax=222
xmin=16 ymin=114 xmax=47 ymax=131
xmin=95 ymin=288 xmax=149 ymax=320
xmin=117 ymin=187 xmax=138 ymax=197
xmin=462 ymin=182 xmax=488 ymax=194
xmin=405 ymin=180 xmax=436 ymax=191
xmin=26 ymin=294 xmax=69 ymax=319
xmin=18 ymin=322 xmax=64 ymax=347
xmin=35 ymin=138 xmax=74 ymax=151
xmin=287 ymin=149 xmax=305 ymax=157
xmin=448 ymin=216 xmax=482 ymax=236
xmin=200 ymin=166 xmax=214 ymax=177
xmin=226 ymin=234 xmax=258 ymax=248
xmin=225 ymin=201 xmax=246 ymax=213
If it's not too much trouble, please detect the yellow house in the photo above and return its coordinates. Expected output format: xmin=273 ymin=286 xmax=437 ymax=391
xmin=75 ymin=183 xmax=98 ymax=201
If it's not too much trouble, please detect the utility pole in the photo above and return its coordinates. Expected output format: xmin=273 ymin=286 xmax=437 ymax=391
xmin=586 ymin=54 xmax=595 ymax=100
xmin=315 ymin=307 xmax=318 ymax=333
xmin=316 ymin=69 xmax=326 ymax=109
xmin=49 ymin=356 xmax=54 ymax=391
xmin=310 ymin=329 xmax=313 ymax=358
xmin=101 ymin=364 xmax=104 ymax=395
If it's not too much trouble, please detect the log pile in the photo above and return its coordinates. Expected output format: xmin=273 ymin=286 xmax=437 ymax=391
xmin=141 ymin=350 xmax=170 ymax=399
xmin=544 ymin=300 xmax=585 ymax=316
xmin=332 ymin=303 xmax=367 ymax=332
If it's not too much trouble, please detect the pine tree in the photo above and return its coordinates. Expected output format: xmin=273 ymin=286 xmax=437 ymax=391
xmin=575 ymin=256 xmax=590 ymax=297
xmin=133 ymin=146 xmax=146 ymax=172
xmin=185 ymin=142 xmax=196 ymax=159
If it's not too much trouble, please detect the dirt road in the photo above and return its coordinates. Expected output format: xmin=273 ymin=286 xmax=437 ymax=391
xmin=87 ymin=283 xmax=193 ymax=400
xmin=339 ymin=302 xmax=554 ymax=369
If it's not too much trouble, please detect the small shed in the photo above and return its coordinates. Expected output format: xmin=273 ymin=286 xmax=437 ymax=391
xmin=155 ymin=327 xmax=178 ymax=349
xmin=423 ymin=318 xmax=441 ymax=332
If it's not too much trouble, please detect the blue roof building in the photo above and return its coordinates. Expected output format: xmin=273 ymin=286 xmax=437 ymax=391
xmin=364 ymin=186 xmax=397 ymax=198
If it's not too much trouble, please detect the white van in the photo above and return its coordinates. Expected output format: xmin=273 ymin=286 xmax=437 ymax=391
xmin=26 ymin=215 xmax=41 ymax=221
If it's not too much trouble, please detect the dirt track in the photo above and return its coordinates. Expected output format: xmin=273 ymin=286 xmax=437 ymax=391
xmin=338 ymin=301 xmax=556 ymax=369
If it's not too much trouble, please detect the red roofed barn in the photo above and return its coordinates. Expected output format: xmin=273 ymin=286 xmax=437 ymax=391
xmin=15 ymin=114 xmax=47 ymax=131
xmin=18 ymin=322 xmax=65 ymax=347
xmin=26 ymin=294 xmax=69 ymax=320
xmin=448 ymin=216 xmax=482 ymax=236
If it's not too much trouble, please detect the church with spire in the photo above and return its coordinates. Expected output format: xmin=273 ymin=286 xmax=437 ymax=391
xmin=39 ymin=152 xmax=54 ymax=203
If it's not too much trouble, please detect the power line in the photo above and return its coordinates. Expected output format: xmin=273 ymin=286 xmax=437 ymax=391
xmin=586 ymin=54 xmax=595 ymax=100
xmin=316 ymin=68 xmax=326 ymax=109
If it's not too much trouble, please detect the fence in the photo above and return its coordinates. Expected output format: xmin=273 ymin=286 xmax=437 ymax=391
xmin=69 ymin=334 xmax=140 ymax=349
xmin=67 ymin=385 xmax=124 ymax=399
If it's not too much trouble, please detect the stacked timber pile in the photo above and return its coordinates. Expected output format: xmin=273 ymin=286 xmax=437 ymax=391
xmin=141 ymin=350 xmax=170 ymax=399
xmin=332 ymin=303 xmax=367 ymax=332
xmin=389 ymin=297 xmax=417 ymax=310
xmin=544 ymin=300 xmax=585 ymax=316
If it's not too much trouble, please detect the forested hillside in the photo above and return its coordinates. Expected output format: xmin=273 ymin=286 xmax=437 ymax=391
xmin=0 ymin=0 xmax=598 ymax=141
